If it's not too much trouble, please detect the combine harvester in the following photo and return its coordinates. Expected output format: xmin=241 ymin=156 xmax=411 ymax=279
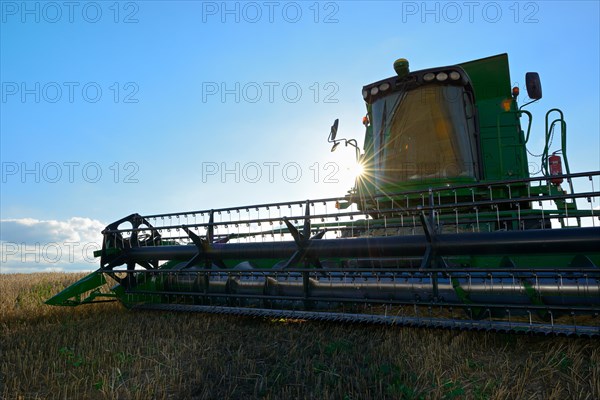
xmin=48 ymin=54 xmax=600 ymax=336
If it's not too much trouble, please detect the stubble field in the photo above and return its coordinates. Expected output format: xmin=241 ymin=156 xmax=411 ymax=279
xmin=1 ymin=273 xmax=599 ymax=399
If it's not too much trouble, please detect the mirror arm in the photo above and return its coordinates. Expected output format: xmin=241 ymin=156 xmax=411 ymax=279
xmin=345 ymin=139 xmax=361 ymax=160
xmin=519 ymin=99 xmax=539 ymax=110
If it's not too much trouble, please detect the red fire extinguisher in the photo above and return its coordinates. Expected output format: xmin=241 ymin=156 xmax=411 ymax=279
xmin=548 ymin=152 xmax=563 ymax=185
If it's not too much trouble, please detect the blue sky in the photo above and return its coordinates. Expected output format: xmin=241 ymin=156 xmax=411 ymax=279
xmin=1 ymin=1 xmax=599 ymax=272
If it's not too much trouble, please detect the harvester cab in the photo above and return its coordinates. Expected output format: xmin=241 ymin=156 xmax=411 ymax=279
xmin=333 ymin=54 xmax=576 ymax=230
xmin=47 ymin=54 xmax=600 ymax=337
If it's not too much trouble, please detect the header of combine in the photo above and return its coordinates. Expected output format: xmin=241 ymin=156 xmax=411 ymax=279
xmin=48 ymin=54 xmax=600 ymax=337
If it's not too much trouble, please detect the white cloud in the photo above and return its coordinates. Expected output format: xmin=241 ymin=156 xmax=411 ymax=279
xmin=0 ymin=217 xmax=106 ymax=273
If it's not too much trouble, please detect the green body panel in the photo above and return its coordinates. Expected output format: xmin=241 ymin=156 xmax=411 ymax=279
xmin=459 ymin=54 xmax=529 ymax=181
xmin=459 ymin=54 xmax=511 ymax=102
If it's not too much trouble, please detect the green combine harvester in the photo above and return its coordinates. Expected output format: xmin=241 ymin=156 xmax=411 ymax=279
xmin=48 ymin=54 xmax=600 ymax=336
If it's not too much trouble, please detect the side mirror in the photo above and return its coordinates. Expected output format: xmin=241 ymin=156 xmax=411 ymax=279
xmin=525 ymin=72 xmax=542 ymax=100
xmin=329 ymin=119 xmax=339 ymax=141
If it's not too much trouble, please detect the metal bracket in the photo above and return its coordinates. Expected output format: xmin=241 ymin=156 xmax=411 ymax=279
xmin=281 ymin=201 xmax=326 ymax=268
xmin=100 ymin=213 xmax=161 ymax=270
xmin=182 ymin=224 xmax=226 ymax=269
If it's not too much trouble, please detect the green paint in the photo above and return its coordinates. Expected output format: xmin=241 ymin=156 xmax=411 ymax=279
xmin=45 ymin=270 xmax=113 ymax=306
